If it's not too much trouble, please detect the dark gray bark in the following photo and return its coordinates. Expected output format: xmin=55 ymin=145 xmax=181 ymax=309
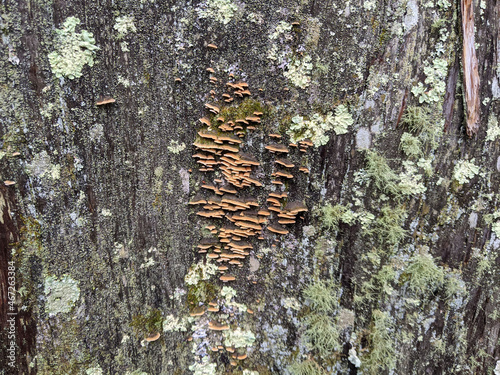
xmin=1 ymin=0 xmax=500 ymax=374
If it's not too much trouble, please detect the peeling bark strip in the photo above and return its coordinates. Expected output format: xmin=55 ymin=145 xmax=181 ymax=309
xmin=461 ymin=0 xmax=480 ymax=136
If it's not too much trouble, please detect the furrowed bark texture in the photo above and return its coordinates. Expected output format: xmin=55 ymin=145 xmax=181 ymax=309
xmin=1 ymin=0 xmax=500 ymax=374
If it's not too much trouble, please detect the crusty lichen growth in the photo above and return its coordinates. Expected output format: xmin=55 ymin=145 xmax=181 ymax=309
xmin=48 ymin=17 xmax=99 ymax=79
xmin=44 ymin=274 xmax=80 ymax=316
xmin=114 ymin=15 xmax=137 ymax=38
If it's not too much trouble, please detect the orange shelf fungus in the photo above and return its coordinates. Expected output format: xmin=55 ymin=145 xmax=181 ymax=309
xmin=208 ymin=321 xmax=230 ymax=330
xmin=96 ymin=96 xmax=116 ymax=105
xmin=145 ymin=332 xmax=161 ymax=342
xmin=220 ymin=274 xmax=236 ymax=282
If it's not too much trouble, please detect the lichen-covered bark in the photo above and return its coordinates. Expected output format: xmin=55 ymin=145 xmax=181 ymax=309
xmin=1 ymin=0 xmax=500 ymax=374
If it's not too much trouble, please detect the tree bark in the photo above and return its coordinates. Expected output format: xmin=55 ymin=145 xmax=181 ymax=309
xmin=1 ymin=0 xmax=500 ymax=374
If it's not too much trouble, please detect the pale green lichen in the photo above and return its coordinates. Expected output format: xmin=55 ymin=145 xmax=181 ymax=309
xmin=303 ymin=281 xmax=339 ymax=313
xmin=365 ymin=150 xmax=400 ymax=195
xmin=86 ymin=367 xmax=103 ymax=375
xmin=184 ymin=261 xmax=218 ymax=285
xmin=224 ymin=327 xmax=256 ymax=348
xmin=284 ymin=54 xmax=313 ymax=89
xmin=398 ymin=161 xmax=426 ymax=195
xmin=362 ymin=310 xmax=396 ymax=374
xmin=288 ymin=360 xmax=326 ymax=375
xmin=453 ymin=159 xmax=480 ymax=184
xmin=189 ymin=357 xmax=217 ymax=375
xmin=221 ymin=286 xmax=237 ymax=302
xmin=486 ymin=114 xmax=500 ymax=142
xmin=48 ymin=17 xmax=99 ymax=79
xmin=331 ymin=105 xmax=353 ymax=135
xmin=417 ymin=158 xmax=433 ymax=177
xmin=269 ymin=21 xmax=292 ymax=40
xmin=167 ymin=140 xmax=186 ymax=154
xmin=403 ymin=251 xmax=444 ymax=297
xmin=242 ymin=370 xmax=259 ymax=375
xmin=320 ymin=203 xmax=353 ymax=231
xmin=287 ymin=108 xmax=350 ymax=147
xmin=196 ymin=0 xmax=239 ymax=25
xmin=411 ymin=59 xmax=448 ymax=104
xmin=304 ymin=314 xmax=340 ymax=356
xmin=44 ymin=274 xmax=80 ymax=316
xmin=114 ymin=15 xmax=137 ymax=38
xmin=400 ymin=132 xmax=423 ymax=158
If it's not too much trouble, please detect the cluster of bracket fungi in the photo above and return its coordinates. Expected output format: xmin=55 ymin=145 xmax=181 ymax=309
xmin=187 ymin=43 xmax=312 ymax=369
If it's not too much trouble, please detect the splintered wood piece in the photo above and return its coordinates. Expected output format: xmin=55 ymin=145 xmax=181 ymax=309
xmin=461 ymin=0 xmax=480 ymax=136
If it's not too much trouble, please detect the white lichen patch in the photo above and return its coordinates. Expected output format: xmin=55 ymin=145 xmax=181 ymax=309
xmin=224 ymin=327 xmax=256 ymax=348
xmin=282 ymin=297 xmax=301 ymax=311
xmin=283 ymin=54 xmax=313 ymax=89
xmin=453 ymin=159 xmax=480 ymax=184
xmin=403 ymin=0 xmax=419 ymax=33
xmin=184 ymin=261 xmax=218 ymax=285
xmin=242 ymin=370 xmax=259 ymax=375
xmin=163 ymin=314 xmax=192 ymax=332
xmin=114 ymin=15 xmax=137 ymax=38
xmin=44 ymin=274 xmax=80 ymax=316
xmin=196 ymin=0 xmax=239 ymax=25
xmin=48 ymin=17 xmax=99 ymax=79
xmin=25 ymin=151 xmax=60 ymax=179
xmin=101 ymin=208 xmax=112 ymax=216
xmin=356 ymin=127 xmax=371 ymax=149
xmin=167 ymin=140 xmax=186 ymax=154
xmin=348 ymin=348 xmax=361 ymax=367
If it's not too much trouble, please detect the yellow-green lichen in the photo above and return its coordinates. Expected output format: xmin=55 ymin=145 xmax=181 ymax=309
xmin=411 ymin=59 xmax=448 ymax=104
xmin=287 ymin=107 xmax=351 ymax=147
xmin=486 ymin=114 xmax=500 ymax=142
xmin=283 ymin=54 xmax=313 ymax=89
xmin=331 ymin=105 xmax=353 ymax=135
xmin=453 ymin=159 xmax=480 ymax=184
xmin=196 ymin=0 xmax=239 ymax=25
xmin=399 ymin=132 xmax=423 ymax=159
xmin=48 ymin=17 xmax=99 ymax=79
xmin=44 ymin=274 xmax=80 ymax=316
xmin=402 ymin=251 xmax=444 ymax=297
xmin=224 ymin=327 xmax=256 ymax=348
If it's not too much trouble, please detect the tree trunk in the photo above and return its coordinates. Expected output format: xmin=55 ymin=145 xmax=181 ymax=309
xmin=1 ymin=0 xmax=500 ymax=374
